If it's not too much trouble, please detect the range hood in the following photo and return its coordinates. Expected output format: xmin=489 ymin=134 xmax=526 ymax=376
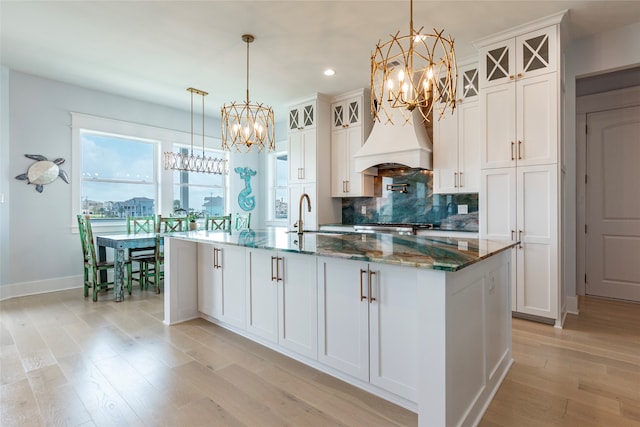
xmin=353 ymin=105 xmax=432 ymax=173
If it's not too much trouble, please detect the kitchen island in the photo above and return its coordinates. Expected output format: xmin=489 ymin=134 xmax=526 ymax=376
xmin=163 ymin=228 xmax=516 ymax=427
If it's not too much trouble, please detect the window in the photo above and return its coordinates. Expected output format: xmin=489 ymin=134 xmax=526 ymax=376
xmin=173 ymin=146 xmax=228 ymax=216
xmin=268 ymin=151 xmax=288 ymax=221
xmin=80 ymin=130 xmax=158 ymax=220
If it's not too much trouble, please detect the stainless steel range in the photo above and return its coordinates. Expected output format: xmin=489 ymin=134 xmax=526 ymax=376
xmin=353 ymin=223 xmax=435 ymax=235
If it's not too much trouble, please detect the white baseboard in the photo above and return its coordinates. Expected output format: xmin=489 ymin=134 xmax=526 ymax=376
xmin=0 ymin=275 xmax=83 ymax=301
xmin=566 ymin=295 xmax=579 ymax=315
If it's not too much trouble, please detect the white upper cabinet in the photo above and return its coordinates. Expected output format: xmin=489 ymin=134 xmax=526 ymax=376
xmin=330 ymin=89 xmax=375 ymax=197
xmin=433 ymin=61 xmax=481 ymax=194
xmin=288 ymin=101 xmax=316 ymax=131
xmin=288 ymin=128 xmax=317 ymax=183
xmin=479 ymin=25 xmax=558 ymax=89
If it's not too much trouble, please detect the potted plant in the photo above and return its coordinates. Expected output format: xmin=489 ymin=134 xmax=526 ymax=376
xmin=187 ymin=210 xmax=203 ymax=230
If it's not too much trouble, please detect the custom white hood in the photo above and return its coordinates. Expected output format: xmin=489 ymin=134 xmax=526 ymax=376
xmin=353 ymin=106 xmax=432 ymax=172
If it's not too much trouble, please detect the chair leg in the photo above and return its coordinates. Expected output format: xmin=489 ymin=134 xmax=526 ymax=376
xmin=84 ymin=266 xmax=90 ymax=298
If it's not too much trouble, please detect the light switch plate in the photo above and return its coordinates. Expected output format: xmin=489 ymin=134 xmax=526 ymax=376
xmin=458 ymin=240 xmax=468 ymax=251
xmin=361 ymin=206 xmax=367 ymax=215
xmin=458 ymin=204 xmax=468 ymax=214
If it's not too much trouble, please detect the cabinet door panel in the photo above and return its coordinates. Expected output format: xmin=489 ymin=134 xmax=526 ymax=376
xmin=302 ymin=130 xmax=317 ymax=182
xmin=219 ymin=245 xmax=246 ymax=329
xmin=433 ymin=110 xmax=458 ymax=194
xmin=516 ymin=165 xmax=557 ymax=318
xmin=480 ymin=168 xmax=517 ymax=242
xmin=516 ymin=74 xmax=558 ymax=166
xmin=317 ymin=257 xmax=369 ymax=381
xmin=369 ymin=264 xmax=418 ymax=401
xmin=288 ymin=131 xmax=304 ymax=182
xmin=246 ymin=249 xmax=278 ymax=342
xmin=516 ymin=25 xmax=557 ymax=78
xmin=458 ymin=101 xmax=480 ymax=193
xmin=279 ymin=253 xmax=317 ymax=358
xmin=197 ymin=243 xmax=217 ymax=318
xmin=480 ymin=84 xmax=516 ymax=169
xmin=479 ymin=38 xmax=516 ymax=88
xmin=331 ymin=129 xmax=348 ymax=196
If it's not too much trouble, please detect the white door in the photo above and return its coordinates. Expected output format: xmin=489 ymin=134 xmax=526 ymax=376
xmin=516 ymin=164 xmax=558 ymax=318
xmin=317 ymin=257 xmax=369 ymax=381
xmin=433 ymin=108 xmax=458 ymax=193
xmin=480 ymin=83 xmax=516 ymax=169
xmin=278 ymin=253 xmax=317 ymax=358
xmin=246 ymin=249 xmax=278 ymax=342
xmin=586 ymin=105 xmax=640 ymax=302
xmin=368 ymin=263 xmax=418 ymax=401
xmin=197 ymin=243 xmax=217 ymax=317
xmin=458 ymin=100 xmax=480 ymax=193
xmin=218 ymin=245 xmax=246 ymax=329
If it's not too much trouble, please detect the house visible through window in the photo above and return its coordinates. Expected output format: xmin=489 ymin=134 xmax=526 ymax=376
xmin=269 ymin=152 xmax=288 ymax=220
xmin=80 ymin=130 xmax=157 ymax=219
xmin=173 ymin=146 xmax=227 ymax=216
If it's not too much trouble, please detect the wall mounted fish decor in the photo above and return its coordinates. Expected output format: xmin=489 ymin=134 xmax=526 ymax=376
xmin=15 ymin=154 xmax=70 ymax=193
xmin=235 ymin=166 xmax=256 ymax=211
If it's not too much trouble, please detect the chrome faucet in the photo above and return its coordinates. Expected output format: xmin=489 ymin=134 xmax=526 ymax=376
xmin=295 ymin=193 xmax=311 ymax=235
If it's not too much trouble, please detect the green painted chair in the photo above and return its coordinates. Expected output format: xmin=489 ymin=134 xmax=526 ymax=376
xmin=77 ymin=214 xmax=129 ymax=301
xmin=235 ymin=213 xmax=251 ymax=231
xmin=141 ymin=234 xmax=163 ymax=294
xmin=205 ymin=214 xmax=232 ymax=233
xmin=159 ymin=216 xmax=188 ymax=232
xmin=126 ymin=215 xmax=158 ymax=289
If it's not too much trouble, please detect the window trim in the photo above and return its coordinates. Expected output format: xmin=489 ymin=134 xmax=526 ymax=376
xmin=265 ymin=150 xmax=288 ymax=226
xmin=71 ymin=112 xmax=226 ymax=232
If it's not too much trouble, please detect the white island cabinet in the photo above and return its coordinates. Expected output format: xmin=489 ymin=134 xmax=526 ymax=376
xmin=318 ymin=257 xmax=418 ymax=402
xmin=246 ymin=248 xmax=318 ymax=359
xmin=163 ymin=230 xmax=514 ymax=427
xmin=197 ymin=242 xmax=246 ymax=329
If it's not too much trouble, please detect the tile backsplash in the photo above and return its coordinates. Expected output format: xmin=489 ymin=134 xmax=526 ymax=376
xmin=341 ymin=168 xmax=478 ymax=231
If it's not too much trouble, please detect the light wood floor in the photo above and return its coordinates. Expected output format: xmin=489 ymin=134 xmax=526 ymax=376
xmin=1 ymin=289 xmax=638 ymax=427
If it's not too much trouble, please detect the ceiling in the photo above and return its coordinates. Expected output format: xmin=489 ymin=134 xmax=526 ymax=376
xmin=2 ymin=1 xmax=639 ymax=122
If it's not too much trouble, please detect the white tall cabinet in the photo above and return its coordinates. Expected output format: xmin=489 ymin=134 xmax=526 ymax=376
xmin=433 ymin=60 xmax=481 ymax=194
xmin=330 ymin=89 xmax=375 ymax=197
xmin=287 ymin=94 xmax=340 ymax=230
xmin=476 ymin=12 xmax=566 ymax=325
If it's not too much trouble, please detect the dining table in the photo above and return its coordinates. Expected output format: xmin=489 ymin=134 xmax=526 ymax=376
xmin=96 ymin=232 xmax=159 ymax=302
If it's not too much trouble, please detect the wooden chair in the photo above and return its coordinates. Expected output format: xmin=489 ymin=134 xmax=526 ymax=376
xmin=159 ymin=216 xmax=188 ymax=232
xmin=77 ymin=214 xmax=128 ymax=301
xmin=141 ymin=234 xmax=163 ymax=294
xmin=205 ymin=214 xmax=232 ymax=233
xmin=235 ymin=213 xmax=251 ymax=231
xmin=126 ymin=215 xmax=158 ymax=289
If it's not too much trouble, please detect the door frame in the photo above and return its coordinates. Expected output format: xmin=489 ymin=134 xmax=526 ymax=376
xmin=576 ymin=85 xmax=640 ymax=297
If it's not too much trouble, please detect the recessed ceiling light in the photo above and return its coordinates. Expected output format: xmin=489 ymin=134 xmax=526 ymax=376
xmin=324 ymin=69 xmax=335 ymax=76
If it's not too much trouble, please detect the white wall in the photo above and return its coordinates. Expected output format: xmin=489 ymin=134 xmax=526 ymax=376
xmin=563 ymin=21 xmax=640 ymax=311
xmin=0 ymin=70 xmax=285 ymax=299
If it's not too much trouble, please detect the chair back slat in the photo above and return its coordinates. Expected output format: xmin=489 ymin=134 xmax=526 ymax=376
xmin=127 ymin=215 xmax=157 ymax=234
xmin=77 ymin=214 xmax=98 ymax=264
xmin=159 ymin=216 xmax=187 ymax=232
xmin=235 ymin=213 xmax=251 ymax=230
xmin=205 ymin=214 xmax=232 ymax=233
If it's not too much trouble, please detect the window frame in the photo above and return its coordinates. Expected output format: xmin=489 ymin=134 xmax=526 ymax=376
xmin=71 ymin=112 xmax=226 ymax=232
xmin=265 ymin=150 xmax=288 ymax=225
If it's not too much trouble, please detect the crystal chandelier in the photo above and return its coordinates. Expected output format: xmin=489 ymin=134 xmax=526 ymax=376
xmin=221 ymin=34 xmax=275 ymax=152
xmin=163 ymin=88 xmax=228 ymax=175
xmin=371 ymin=0 xmax=457 ymax=124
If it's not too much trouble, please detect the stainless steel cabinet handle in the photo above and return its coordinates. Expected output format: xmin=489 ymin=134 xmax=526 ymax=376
xmin=454 ymin=172 xmax=458 ymax=188
xmin=459 ymin=172 xmax=464 ymax=188
xmin=359 ymin=269 xmax=367 ymax=301
xmin=271 ymin=256 xmax=278 ymax=281
xmin=277 ymin=257 xmax=284 ymax=282
xmin=518 ymin=230 xmax=523 ymax=249
xmin=511 ymin=141 xmax=515 ymax=161
xmin=518 ymin=140 xmax=523 ymax=160
xmin=511 ymin=230 xmax=515 ymax=240
xmin=368 ymin=270 xmax=377 ymax=303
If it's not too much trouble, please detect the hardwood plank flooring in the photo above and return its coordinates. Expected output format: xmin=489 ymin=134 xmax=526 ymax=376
xmin=1 ymin=289 xmax=638 ymax=426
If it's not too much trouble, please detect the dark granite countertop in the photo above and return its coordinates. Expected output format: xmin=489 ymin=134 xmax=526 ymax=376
xmin=166 ymin=227 xmax=516 ymax=272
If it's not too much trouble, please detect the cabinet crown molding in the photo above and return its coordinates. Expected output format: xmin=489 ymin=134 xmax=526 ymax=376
xmin=473 ymin=9 xmax=567 ymax=49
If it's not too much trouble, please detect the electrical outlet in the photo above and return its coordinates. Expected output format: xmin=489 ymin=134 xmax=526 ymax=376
xmin=361 ymin=206 xmax=367 ymax=215
xmin=458 ymin=240 xmax=469 ymax=251
xmin=458 ymin=204 xmax=468 ymax=214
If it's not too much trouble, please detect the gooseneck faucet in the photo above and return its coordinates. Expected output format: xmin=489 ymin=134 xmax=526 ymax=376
xmin=296 ymin=193 xmax=311 ymax=235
